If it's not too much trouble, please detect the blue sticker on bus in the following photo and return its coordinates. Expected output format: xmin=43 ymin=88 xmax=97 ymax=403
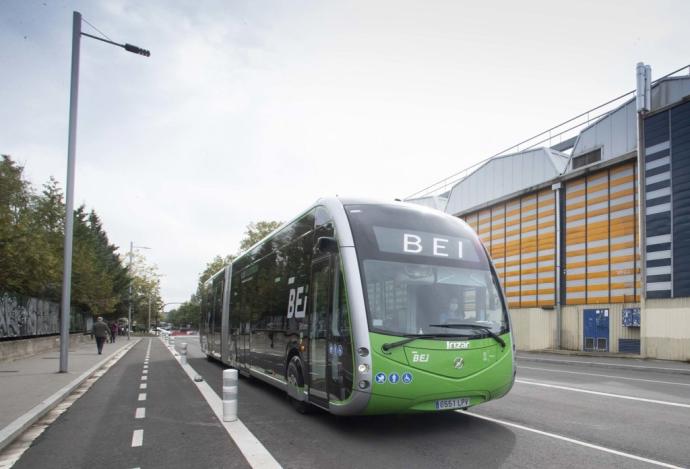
xmin=389 ymin=372 xmax=400 ymax=384
xmin=375 ymin=372 xmax=386 ymax=384
xmin=402 ymin=372 xmax=413 ymax=384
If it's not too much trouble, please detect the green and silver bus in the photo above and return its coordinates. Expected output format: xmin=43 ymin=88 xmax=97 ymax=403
xmin=200 ymin=198 xmax=515 ymax=415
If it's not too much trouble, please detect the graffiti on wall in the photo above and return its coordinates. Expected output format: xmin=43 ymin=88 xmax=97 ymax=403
xmin=0 ymin=293 xmax=86 ymax=340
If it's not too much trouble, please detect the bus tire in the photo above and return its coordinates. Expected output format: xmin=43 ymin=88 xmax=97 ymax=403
xmin=286 ymin=356 xmax=310 ymax=414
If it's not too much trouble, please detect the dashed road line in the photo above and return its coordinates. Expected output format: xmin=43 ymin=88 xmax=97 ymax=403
xmin=131 ymin=429 xmax=143 ymax=447
xmin=139 ymin=383 xmax=147 ymax=390
xmin=516 ymin=379 xmax=690 ymax=408
xmin=138 ymin=393 xmax=147 ymax=401
xmin=142 ymin=370 xmax=148 ymax=375
xmin=461 ymin=411 xmax=683 ymax=468
xmin=141 ymin=376 xmax=147 ymax=381
xmin=135 ymin=408 xmax=145 ymax=419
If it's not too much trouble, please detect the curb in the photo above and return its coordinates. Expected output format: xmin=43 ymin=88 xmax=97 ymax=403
xmin=517 ymin=354 xmax=690 ymax=376
xmin=0 ymin=339 xmax=140 ymax=452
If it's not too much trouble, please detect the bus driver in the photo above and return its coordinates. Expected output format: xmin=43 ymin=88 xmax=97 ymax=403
xmin=439 ymin=297 xmax=466 ymax=324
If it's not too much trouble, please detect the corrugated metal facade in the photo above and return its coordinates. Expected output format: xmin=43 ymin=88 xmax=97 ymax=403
xmin=463 ymin=188 xmax=557 ymax=309
xmin=564 ymin=162 xmax=639 ymax=304
xmin=644 ymin=100 xmax=690 ymax=298
xmin=462 ymin=160 xmax=639 ymax=308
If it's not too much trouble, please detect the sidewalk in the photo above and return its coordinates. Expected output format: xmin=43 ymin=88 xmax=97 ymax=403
xmin=517 ymin=350 xmax=690 ymax=375
xmin=0 ymin=337 xmax=140 ymax=451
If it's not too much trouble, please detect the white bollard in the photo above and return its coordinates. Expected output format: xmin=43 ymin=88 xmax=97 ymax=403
xmin=222 ymin=369 xmax=238 ymax=422
xmin=180 ymin=342 xmax=188 ymax=365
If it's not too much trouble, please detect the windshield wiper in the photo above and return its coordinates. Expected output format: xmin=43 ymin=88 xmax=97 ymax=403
xmin=381 ymin=333 xmax=470 ymax=352
xmin=428 ymin=323 xmax=506 ymax=349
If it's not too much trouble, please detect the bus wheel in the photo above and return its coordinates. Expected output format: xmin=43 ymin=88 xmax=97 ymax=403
xmin=286 ymin=356 xmax=310 ymax=414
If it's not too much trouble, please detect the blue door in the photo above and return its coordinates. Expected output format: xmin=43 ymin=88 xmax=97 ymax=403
xmin=583 ymin=309 xmax=609 ymax=352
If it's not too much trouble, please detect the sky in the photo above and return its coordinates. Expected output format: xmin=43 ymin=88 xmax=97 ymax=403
xmin=2 ymin=0 xmax=689 ymax=308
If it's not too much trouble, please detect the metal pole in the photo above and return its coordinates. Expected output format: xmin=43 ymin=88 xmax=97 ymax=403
xmin=635 ymin=63 xmax=649 ymax=303
xmin=552 ymin=182 xmax=562 ymax=350
xmin=59 ymin=11 xmax=81 ymax=373
xmin=148 ymin=296 xmax=151 ymax=333
xmin=128 ymin=241 xmax=133 ymax=340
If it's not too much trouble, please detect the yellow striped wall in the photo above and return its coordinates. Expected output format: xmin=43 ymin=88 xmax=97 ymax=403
xmin=462 ymin=160 xmax=639 ymax=308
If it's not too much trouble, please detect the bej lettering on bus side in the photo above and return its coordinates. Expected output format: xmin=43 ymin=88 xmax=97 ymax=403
xmin=287 ymin=284 xmax=307 ymax=318
xmin=403 ymin=233 xmax=463 ymax=259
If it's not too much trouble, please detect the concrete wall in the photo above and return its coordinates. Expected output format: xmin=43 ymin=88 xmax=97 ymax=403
xmin=510 ymin=303 xmax=643 ymax=353
xmin=0 ymin=333 xmax=91 ymax=362
xmin=510 ymin=308 xmax=556 ymax=351
xmin=643 ymin=298 xmax=690 ymax=361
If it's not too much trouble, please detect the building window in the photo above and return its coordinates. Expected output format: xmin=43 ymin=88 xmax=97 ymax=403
xmin=572 ymin=148 xmax=602 ymax=169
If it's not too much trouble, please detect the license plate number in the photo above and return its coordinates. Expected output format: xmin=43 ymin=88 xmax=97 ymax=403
xmin=435 ymin=398 xmax=470 ymax=410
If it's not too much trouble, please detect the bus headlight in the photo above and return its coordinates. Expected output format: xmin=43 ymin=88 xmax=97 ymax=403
xmin=358 ymin=363 xmax=369 ymax=374
xmin=357 ymin=347 xmax=369 ymax=357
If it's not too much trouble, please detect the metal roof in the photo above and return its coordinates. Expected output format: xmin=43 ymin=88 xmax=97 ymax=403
xmin=566 ymin=76 xmax=690 ymax=171
xmin=444 ymin=147 xmax=569 ymax=216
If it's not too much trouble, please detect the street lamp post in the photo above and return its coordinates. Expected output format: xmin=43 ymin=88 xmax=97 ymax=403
xmin=59 ymin=11 xmax=150 ymax=373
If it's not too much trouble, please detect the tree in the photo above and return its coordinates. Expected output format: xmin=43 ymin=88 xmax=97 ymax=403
xmin=0 ymin=155 xmax=131 ymax=319
xmin=238 ymin=220 xmax=283 ymax=252
xmin=0 ymin=155 xmax=36 ymax=295
xmin=167 ymin=302 xmax=199 ymax=329
xmin=127 ymin=250 xmax=163 ymax=329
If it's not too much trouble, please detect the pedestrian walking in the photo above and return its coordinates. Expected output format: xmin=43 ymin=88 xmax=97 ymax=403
xmin=109 ymin=321 xmax=118 ymax=343
xmin=92 ymin=317 xmax=110 ymax=354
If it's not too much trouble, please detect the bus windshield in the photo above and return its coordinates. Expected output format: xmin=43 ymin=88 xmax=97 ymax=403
xmin=362 ymin=259 xmax=506 ymax=335
xmin=345 ymin=203 xmax=509 ymax=337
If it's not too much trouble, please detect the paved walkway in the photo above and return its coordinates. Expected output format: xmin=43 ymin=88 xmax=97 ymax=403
xmin=0 ymin=337 xmax=140 ymax=451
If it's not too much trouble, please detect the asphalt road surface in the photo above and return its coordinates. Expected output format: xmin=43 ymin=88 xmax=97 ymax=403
xmin=9 ymin=336 xmax=690 ymax=468
xmin=11 ymin=338 xmax=249 ymax=469
xmin=182 ymin=337 xmax=690 ymax=469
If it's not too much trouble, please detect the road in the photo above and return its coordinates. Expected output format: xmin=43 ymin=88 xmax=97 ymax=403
xmin=180 ymin=337 xmax=690 ymax=469
xmin=8 ymin=336 xmax=690 ymax=468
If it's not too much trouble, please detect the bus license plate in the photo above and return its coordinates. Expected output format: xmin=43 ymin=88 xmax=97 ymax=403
xmin=435 ymin=398 xmax=470 ymax=410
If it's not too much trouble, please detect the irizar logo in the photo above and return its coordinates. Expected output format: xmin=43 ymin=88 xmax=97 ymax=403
xmin=411 ymin=351 xmax=429 ymax=363
xmin=446 ymin=341 xmax=470 ymax=350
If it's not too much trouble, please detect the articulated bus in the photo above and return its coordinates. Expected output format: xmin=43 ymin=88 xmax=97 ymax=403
xmin=200 ymin=198 xmax=515 ymax=415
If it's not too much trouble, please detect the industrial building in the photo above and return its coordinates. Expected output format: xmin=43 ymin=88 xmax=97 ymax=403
xmin=408 ymin=64 xmax=690 ymax=361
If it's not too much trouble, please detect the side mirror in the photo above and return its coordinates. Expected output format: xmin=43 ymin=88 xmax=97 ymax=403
xmin=315 ymin=236 xmax=338 ymax=254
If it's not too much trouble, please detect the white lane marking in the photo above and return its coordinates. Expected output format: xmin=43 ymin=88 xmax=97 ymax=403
xmin=517 ymin=355 xmax=690 ymax=373
xmin=141 ymin=375 xmax=147 ymax=381
xmin=143 ymin=365 xmax=148 ymax=369
xmin=140 ymin=383 xmax=147 ymax=390
xmin=516 ymin=379 xmax=690 ymax=408
xmin=143 ymin=370 xmax=148 ymax=375
xmin=135 ymin=407 xmax=145 ymax=419
xmin=131 ymin=429 xmax=143 ymax=447
xmin=461 ymin=411 xmax=682 ymax=469
xmin=138 ymin=393 xmax=147 ymax=401
xmin=520 ymin=366 xmax=690 ymax=387
xmin=165 ymin=341 xmax=281 ymax=468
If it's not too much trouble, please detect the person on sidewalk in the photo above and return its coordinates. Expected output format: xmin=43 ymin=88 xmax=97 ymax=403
xmin=92 ymin=317 xmax=110 ymax=354
xmin=109 ymin=321 xmax=118 ymax=343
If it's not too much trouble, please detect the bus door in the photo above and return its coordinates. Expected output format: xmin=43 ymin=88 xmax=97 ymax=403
xmin=308 ymin=255 xmax=332 ymax=407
